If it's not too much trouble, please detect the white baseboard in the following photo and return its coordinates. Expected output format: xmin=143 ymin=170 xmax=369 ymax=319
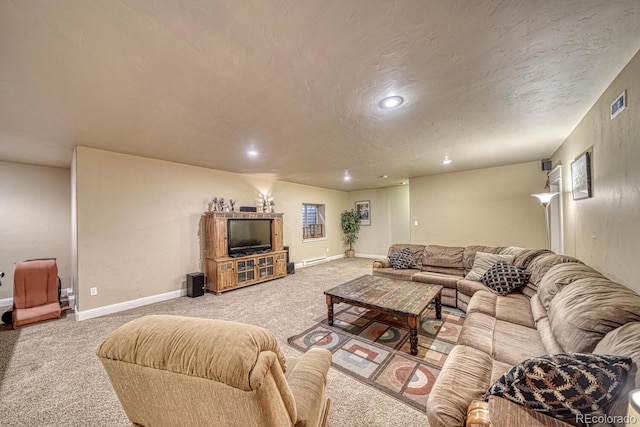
xmin=75 ymin=288 xmax=186 ymax=321
xmin=295 ymin=253 xmax=345 ymax=270
xmin=1 ymin=295 xmax=75 ymax=309
xmin=355 ymin=253 xmax=386 ymax=259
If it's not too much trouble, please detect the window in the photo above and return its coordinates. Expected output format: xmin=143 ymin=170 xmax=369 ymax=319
xmin=302 ymin=203 xmax=325 ymax=239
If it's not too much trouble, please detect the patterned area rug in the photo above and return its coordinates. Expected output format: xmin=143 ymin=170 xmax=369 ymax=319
xmin=287 ymin=305 xmax=465 ymax=413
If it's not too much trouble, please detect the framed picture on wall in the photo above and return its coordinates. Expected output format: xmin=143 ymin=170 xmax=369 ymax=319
xmin=571 ymin=151 xmax=592 ymax=200
xmin=355 ymin=200 xmax=371 ymax=226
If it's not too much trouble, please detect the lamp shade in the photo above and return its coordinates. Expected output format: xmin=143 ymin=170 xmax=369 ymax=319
xmin=628 ymin=388 xmax=640 ymax=426
xmin=531 ymin=192 xmax=559 ymax=205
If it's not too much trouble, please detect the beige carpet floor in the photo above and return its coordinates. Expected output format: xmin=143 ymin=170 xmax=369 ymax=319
xmin=0 ymin=258 xmax=427 ymax=427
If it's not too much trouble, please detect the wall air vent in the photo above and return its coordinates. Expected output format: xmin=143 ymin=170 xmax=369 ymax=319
xmin=611 ymin=90 xmax=626 ymax=119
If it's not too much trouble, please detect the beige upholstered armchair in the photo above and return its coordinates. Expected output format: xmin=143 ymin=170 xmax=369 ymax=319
xmin=97 ymin=315 xmax=331 ymax=427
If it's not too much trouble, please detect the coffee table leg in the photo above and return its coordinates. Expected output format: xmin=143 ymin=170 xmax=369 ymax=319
xmin=326 ymin=295 xmax=334 ymax=326
xmin=408 ymin=315 xmax=418 ymax=355
xmin=436 ymin=294 xmax=442 ymax=320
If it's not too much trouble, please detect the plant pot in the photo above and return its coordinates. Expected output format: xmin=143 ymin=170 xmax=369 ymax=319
xmin=345 ymin=250 xmax=355 ymax=258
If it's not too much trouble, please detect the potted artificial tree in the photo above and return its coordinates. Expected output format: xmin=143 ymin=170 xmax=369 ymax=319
xmin=340 ymin=208 xmax=363 ymax=258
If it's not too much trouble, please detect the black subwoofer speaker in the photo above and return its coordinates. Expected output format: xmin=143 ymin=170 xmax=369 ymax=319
xmin=187 ymin=272 xmax=205 ymax=298
xmin=283 ymin=246 xmax=295 ymax=274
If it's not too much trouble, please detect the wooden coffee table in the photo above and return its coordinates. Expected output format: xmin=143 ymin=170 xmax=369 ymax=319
xmin=324 ymin=274 xmax=443 ymax=355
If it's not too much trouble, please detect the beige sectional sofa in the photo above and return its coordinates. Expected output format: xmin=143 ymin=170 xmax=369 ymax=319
xmin=372 ymin=243 xmax=640 ymax=427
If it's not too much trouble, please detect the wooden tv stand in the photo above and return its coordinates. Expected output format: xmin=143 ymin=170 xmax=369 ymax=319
xmin=203 ymin=212 xmax=286 ymax=294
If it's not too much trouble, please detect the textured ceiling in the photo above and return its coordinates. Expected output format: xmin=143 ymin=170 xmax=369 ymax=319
xmin=1 ymin=1 xmax=639 ymax=191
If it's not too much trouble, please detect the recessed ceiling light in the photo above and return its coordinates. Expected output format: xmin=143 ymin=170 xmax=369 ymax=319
xmin=379 ymin=175 xmax=388 ymax=179
xmin=442 ymin=156 xmax=453 ymax=165
xmin=344 ymin=175 xmax=351 ymax=182
xmin=378 ymin=96 xmax=404 ymax=109
xmin=247 ymin=150 xmax=259 ymax=157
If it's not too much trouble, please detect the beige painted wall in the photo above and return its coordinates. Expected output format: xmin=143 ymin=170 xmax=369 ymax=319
xmin=551 ymin=50 xmax=640 ymax=293
xmin=409 ymin=161 xmax=548 ymax=248
xmin=269 ymin=179 xmax=347 ymax=264
xmin=74 ymin=147 xmax=347 ymax=312
xmin=347 ymin=186 xmax=410 ymax=257
xmin=0 ymin=161 xmax=71 ymax=302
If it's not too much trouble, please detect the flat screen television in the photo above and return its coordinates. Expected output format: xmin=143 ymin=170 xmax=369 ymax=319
xmin=228 ymin=219 xmax=272 ymax=256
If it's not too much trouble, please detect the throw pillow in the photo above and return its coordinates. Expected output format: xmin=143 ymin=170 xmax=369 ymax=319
xmin=485 ymin=353 xmax=632 ymax=420
xmin=465 ymin=252 xmax=515 ymax=281
xmin=481 ymin=261 xmax=531 ymax=295
xmin=388 ymin=248 xmax=417 ymax=269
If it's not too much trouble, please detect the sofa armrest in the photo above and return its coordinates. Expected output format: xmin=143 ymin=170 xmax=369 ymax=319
xmin=286 ymin=348 xmax=331 ymax=427
xmin=487 ymin=396 xmax=574 ymax=427
xmin=373 ymin=259 xmax=391 ymax=268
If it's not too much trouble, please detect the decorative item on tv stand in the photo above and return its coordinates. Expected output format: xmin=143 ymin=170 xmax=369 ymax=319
xmin=340 ymin=208 xmax=362 ymax=258
xmin=209 ymin=197 xmax=218 ymax=212
xmin=202 ymin=210 xmax=286 ymax=295
xmin=208 ymin=196 xmax=236 ymax=213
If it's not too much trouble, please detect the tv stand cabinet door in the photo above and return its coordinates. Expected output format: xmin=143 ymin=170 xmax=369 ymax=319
xmin=272 ymin=218 xmax=284 ymax=250
xmin=214 ymin=217 xmax=228 ymax=257
xmin=209 ymin=260 xmax=235 ymax=294
xmin=275 ymin=252 xmax=286 ymax=276
xmin=205 ymin=216 xmax=229 ymax=258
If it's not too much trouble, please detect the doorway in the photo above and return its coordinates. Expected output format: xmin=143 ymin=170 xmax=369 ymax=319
xmin=548 ymin=166 xmax=564 ymax=254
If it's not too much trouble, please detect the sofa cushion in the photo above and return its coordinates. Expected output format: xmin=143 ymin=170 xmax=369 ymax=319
xmin=485 ymin=353 xmax=633 ymax=421
xmin=371 ymin=267 xmax=418 ymax=281
xmin=457 ymin=311 xmax=545 ymax=366
xmin=423 ymin=245 xmax=464 ymax=269
xmin=465 ymin=252 xmax=515 ymax=281
xmin=537 ymin=263 xmax=604 ymax=311
xmin=549 ymin=278 xmax=640 ymax=353
xmin=466 ymin=290 xmax=535 ymax=329
xmin=411 ymin=272 xmax=459 ymax=289
xmin=480 ymin=261 xmax=531 ymax=296
xmin=511 ymin=248 xmax=550 ymax=269
xmin=420 ymin=265 xmax=466 ymax=277
xmin=388 ymin=247 xmax=417 ymax=269
xmin=387 ymin=244 xmax=426 ymax=267
xmin=462 ymin=245 xmax=503 ymax=270
xmin=526 ymin=252 xmax=583 ymax=289
xmin=457 ymin=279 xmax=490 ymax=298
xmin=593 ymin=322 xmax=640 ymax=426
xmin=497 ymin=324 xmax=549 ymax=367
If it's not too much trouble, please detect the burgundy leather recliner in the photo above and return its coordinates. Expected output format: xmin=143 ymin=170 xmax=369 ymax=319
xmin=12 ymin=259 xmax=61 ymax=328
